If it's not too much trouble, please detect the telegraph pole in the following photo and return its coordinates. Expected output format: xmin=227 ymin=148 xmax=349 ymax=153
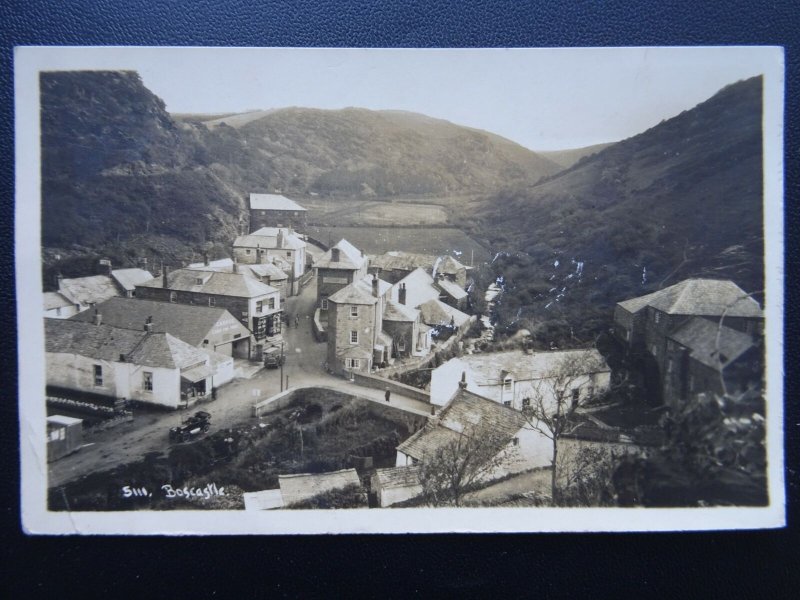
xmin=280 ymin=340 xmax=285 ymax=392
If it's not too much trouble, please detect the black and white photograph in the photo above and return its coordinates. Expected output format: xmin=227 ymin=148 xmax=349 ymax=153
xmin=16 ymin=46 xmax=784 ymax=534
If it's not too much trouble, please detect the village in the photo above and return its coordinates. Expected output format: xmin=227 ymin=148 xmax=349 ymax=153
xmin=44 ymin=192 xmax=766 ymax=510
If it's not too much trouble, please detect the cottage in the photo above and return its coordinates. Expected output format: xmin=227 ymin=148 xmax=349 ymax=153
xmin=109 ymin=268 xmax=154 ymax=298
xmin=186 ymin=257 xmax=290 ymax=298
xmin=369 ymin=251 xmax=468 ymax=287
xmin=57 ymin=274 xmax=120 ymax=313
xmin=242 ymin=489 xmax=284 ymax=511
xmin=45 ymin=318 xmax=220 ymax=409
xmin=135 ymin=267 xmax=282 ymax=354
xmin=70 ymin=297 xmax=251 ymax=368
xmin=430 ymin=349 xmax=611 ymax=410
xmin=46 ymin=415 xmax=83 ymax=462
xmin=43 ymin=291 xmax=79 ymax=319
xmin=314 ymin=239 xmax=369 ymax=311
xmin=395 ymin=387 xmax=552 ymax=479
xmin=248 ymin=193 xmax=308 ymax=231
xmin=373 ymin=465 xmax=423 ymax=507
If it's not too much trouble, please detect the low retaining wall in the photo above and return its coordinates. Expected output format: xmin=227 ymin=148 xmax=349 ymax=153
xmin=313 ymin=309 xmax=327 ymax=342
xmin=252 ymin=388 xmax=297 ymax=418
xmin=351 ymin=372 xmax=430 ymax=403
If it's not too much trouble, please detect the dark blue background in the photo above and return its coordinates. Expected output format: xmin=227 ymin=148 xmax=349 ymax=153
xmin=1 ymin=1 xmax=797 ymax=596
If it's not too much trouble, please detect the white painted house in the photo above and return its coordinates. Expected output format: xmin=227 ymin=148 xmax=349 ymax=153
xmin=430 ymin=349 xmax=611 ymax=411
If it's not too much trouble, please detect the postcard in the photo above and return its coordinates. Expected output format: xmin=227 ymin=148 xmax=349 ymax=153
xmin=16 ymin=46 xmax=785 ymax=534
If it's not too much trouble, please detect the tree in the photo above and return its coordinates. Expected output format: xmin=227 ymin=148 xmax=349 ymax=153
xmin=417 ymin=424 xmax=508 ymax=507
xmin=521 ymin=351 xmax=609 ymax=504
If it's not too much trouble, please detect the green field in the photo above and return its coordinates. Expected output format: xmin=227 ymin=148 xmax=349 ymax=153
xmin=305 ymin=225 xmax=490 ymax=265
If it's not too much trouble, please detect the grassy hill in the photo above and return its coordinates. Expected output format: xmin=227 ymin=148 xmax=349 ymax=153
xmin=467 ymin=76 xmax=764 ymax=343
xmin=205 ymin=106 xmax=561 ymax=197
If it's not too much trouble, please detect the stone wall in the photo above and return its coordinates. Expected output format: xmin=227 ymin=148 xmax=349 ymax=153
xmin=351 ymin=372 xmax=431 ymax=403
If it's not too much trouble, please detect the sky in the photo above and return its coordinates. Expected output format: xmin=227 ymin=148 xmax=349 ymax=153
xmin=31 ymin=46 xmax=776 ymax=151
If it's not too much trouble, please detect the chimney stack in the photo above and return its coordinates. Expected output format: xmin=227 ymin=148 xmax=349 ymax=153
xmin=93 ymin=308 xmax=102 ymax=326
xmin=277 ymin=229 xmax=285 ymax=249
xmin=372 ymin=273 xmax=379 ymax=298
xmin=458 ymin=371 xmax=468 ymax=390
xmin=56 ymin=272 xmax=64 ymax=289
xmin=232 ymin=258 xmax=239 ymax=274
xmin=398 ymin=283 xmax=407 ymax=306
xmin=162 ymin=265 xmax=169 ymax=288
xmin=331 ymin=247 xmax=340 ymax=263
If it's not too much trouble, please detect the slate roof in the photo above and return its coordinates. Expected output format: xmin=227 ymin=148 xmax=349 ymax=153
xmin=137 ymin=268 xmax=277 ymax=298
xmin=111 ymin=268 xmax=154 ymax=292
xmin=455 ymin=349 xmax=610 ymax=382
xmin=418 ymin=298 xmax=470 ymax=327
xmin=397 ymin=388 xmax=526 ymax=461
xmin=394 ymin=268 xmax=440 ymax=307
xmin=44 ymin=292 xmax=74 ymax=311
xmin=370 ymin=251 xmax=438 ymax=272
xmin=234 ymin=227 xmax=306 ymax=250
xmin=58 ymin=275 xmax=120 ymax=307
xmin=669 ymin=317 xmax=757 ymax=371
xmin=434 ymin=255 xmax=467 ymax=276
xmin=383 ymin=300 xmax=419 ymax=322
xmin=47 ymin=415 xmax=83 ymax=427
xmin=45 ymin=319 xmax=206 ymax=369
xmin=314 ymin=239 xmax=367 ymax=270
xmin=70 ymin=297 xmax=249 ymax=347
xmin=328 ymin=275 xmax=391 ymax=305
xmin=186 ymin=259 xmax=290 ymax=281
xmin=436 ymin=277 xmax=468 ymax=301
xmin=278 ymin=468 xmax=360 ymax=506
xmin=617 ymin=278 xmax=762 ymax=318
xmin=249 ymin=193 xmax=307 ymax=212
xmin=374 ymin=465 xmax=422 ymax=490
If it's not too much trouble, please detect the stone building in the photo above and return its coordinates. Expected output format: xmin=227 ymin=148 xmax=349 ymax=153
xmin=135 ymin=267 xmax=282 ymax=356
xmin=232 ymin=226 xmax=307 ymax=295
xmin=314 ymin=239 xmax=369 ymax=311
xmin=248 ymin=193 xmax=307 ymax=232
xmin=613 ymin=278 xmax=763 ymax=405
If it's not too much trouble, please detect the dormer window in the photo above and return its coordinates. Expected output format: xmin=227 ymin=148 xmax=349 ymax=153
xmin=196 ymin=277 xmax=203 ymax=285
xmin=503 ymin=377 xmax=512 ymax=391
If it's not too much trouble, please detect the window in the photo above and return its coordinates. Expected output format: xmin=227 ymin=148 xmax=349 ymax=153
xmin=350 ymin=330 xmax=359 ymax=344
xmin=350 ymin=305 xmax=359 ymax=317
xmin=268 ymin=297 xmax=275 ymax=310
xmin=571 ymin=388 xmax=580 ymax=406
xmin=503 ymin=377 xmax=512 ymax=391
xmin=55 ymin=307 xmax=61 ymax=316
xmin=256 ymin=300 xmax=263 ymax=313
xmin=169 ymin=292 xmax=177 ymax=303
xmin=346 ymin=358 xmax=360 ymax=369
xmin=94 ymin=365 xmax=103 ymax=387
xmin=203 ymin=339 xmax=209 ymax=345
xmin=143 ymin=371 xmax=153 ymax=392
xmin=208 ymin=297 xmax=215 ymax=307
xmin=234 ymin=333 xmax=241 ymax=339
xmin=246 ymin=249 xmax=251 ymax=254
xmin=522 ymin=397 xmax=531 ymax=407
xmin=286 ymin=251 xmax=292 ymax=258
xmin=504 ymin=400 xmax=512 ymax=407
xmin=654 ymin=311 xmax=661 ymax=324
xmin=397 ymin=338 xmax=406 ymax=352
xmin=321 ymin=298 xmax=328 ymax=310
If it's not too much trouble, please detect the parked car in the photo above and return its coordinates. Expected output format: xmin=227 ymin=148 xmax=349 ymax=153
xmin=264 ymin=346 xmax=285 ymax=368
xmin=169 ymin=411 xmax=211 ymax=443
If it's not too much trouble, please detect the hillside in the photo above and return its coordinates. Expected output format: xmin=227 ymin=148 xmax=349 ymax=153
xmin=537 ymin=142 xmax=615 ymax=170
xmin=205 ymin=107 xmax=561 ymax=196
xmin=469 ymin=76 xmax=764 ymax=343
xmin=40 ymin=71 xmax=561 ymax=284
